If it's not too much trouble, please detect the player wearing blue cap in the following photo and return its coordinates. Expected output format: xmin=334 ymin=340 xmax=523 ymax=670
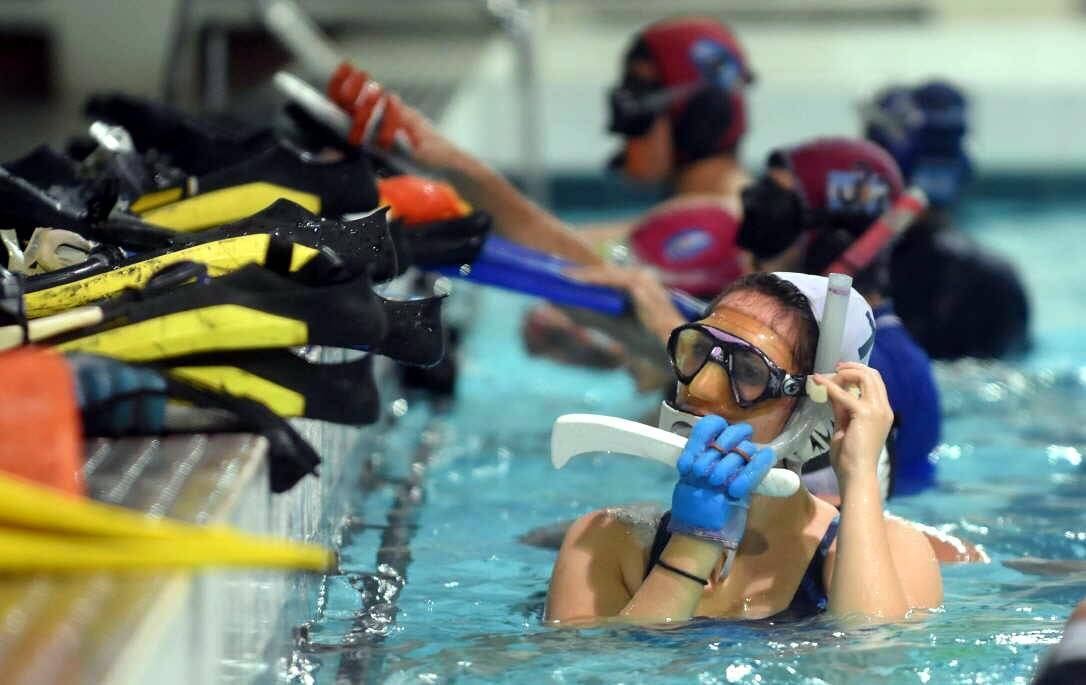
xmin=861 ymin=80 xmax=1031 ymax=360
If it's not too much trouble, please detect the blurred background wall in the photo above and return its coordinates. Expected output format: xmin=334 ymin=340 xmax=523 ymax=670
xmin=1 ymin=0 xmax=1084 ymax=178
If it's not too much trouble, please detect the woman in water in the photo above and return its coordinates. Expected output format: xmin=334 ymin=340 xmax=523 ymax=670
xmin=546 ymin=273 xmax=943 ymax=622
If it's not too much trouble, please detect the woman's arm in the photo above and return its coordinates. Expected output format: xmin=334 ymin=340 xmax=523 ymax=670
xmin=547 ymin=417 xmax=776 ymax=624
xmin=386 ymin=98 xmax=605 ymax=266
xmin=562 ymin=264 xmax=687 ymax=344
xmin=619 ymin=534 xmax=721 ymax=621
xmin=545 ymin=510 xmax=637 ymax=623
xmin=545 ymin=511 xmax=721 ymax=624
xmin=816 ymin=363 xmax=942 ymax=620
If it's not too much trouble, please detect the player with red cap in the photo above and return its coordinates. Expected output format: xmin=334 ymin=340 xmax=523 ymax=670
xmin=730 ymin=136 xmax=942 ymax=497
xmin=340 ymin=17 xmax=756 ymax=382
xmin=340 ymin=17 xmax=754 ymax=289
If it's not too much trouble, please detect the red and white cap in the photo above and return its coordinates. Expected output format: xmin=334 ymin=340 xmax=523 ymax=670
xmin=772 ymin=137 xmax=904 ymax=219
xmin=628 ymin=203 xmax=744 ymax=297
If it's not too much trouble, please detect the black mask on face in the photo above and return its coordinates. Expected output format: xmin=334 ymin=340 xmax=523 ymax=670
xmin=607 ymin=75 xmax=665 ymax=137
xmin=737 ymin=175 xmax=808 ymax=260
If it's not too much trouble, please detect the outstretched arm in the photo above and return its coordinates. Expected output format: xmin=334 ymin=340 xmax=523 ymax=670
xmin=563 ymin=264 xmax=687 ymax=343
xmin=381 ymin=95 xmax=605 ymax=266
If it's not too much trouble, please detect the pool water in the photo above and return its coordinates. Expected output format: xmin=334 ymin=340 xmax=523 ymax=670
xmin=292 ymin=198 xmax=1086 ymax=684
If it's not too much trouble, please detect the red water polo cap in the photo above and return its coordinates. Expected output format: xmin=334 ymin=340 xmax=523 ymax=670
xmin=772 ymin=137 xmax=905 ymax=216
xmin=639 ymin=17 xmax=753 ymax=156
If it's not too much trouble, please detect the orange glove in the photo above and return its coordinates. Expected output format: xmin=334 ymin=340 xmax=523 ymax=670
xmin=378 ymin=175 xmax=472 ymax=225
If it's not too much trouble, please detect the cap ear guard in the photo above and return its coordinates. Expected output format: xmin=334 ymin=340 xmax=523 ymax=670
xmin=672 ymin=87 xmax=735 ymax=163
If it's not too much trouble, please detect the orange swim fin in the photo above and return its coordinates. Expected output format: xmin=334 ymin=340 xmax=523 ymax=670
xmin=378 ymin=175 xmax=472 ymax=225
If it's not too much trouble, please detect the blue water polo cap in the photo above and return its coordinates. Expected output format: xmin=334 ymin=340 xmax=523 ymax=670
xmin=861 ymin=80 xmax=973 ymax=208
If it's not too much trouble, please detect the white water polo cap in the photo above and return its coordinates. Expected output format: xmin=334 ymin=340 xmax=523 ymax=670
xmin=776 ymin=272 xmax=891 ymax=498
xmin=774 ymin=271 xmax=875 ymax=367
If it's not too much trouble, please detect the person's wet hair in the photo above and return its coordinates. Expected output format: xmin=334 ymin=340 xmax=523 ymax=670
xmin=706 ymin=272 xmax=820 ymax=372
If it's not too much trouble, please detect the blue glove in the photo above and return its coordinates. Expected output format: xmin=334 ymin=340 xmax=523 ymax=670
xmin=67 ymin=353 xmax=167 ymax=437
xmin=668 ymin=414 xmax=777 ymax=549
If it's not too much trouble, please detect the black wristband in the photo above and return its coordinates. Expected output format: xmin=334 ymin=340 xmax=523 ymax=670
xmin=655 ymin=559 xmax=708 ymax=586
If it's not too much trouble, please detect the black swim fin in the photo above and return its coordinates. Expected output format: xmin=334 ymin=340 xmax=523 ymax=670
xmin=45 ymin=262 xmax=389 ymax=361
xmin=374 ymin=295 xmax=447 ymax=367
xmin=85 ymin=93 xmax=278 ymax=177
xmin=164 ymin=377 xmax=320 ymax=493
xmin=160 ymin=349 xmax=380 ymax=426
xmin=133 ymin=142 xmax=379 ymax=231
xmin=182 ymin=200 xmax=400 ymax=280
xmin=3 ymin=145 xmax=80 ymax=189
xmin=396 ymin=210 xmax=492 ymax=269
xmin=0 ymin=165 xmax=181 ymax=249
xmin=23 ymin=234 xmax=319 ymax=317
xmin=24 ymin=203 xmax=401 ymax=314
xmin=0 ymin=166 xmax=94 ymax=237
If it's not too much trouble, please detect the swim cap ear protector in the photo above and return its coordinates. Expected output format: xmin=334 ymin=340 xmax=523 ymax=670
xmin=736 ymin=172 xmax=809 ymax=260
xmin=659 ymin=272 xmax=891 ymax=496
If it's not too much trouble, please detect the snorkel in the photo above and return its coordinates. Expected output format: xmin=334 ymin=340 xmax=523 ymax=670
xmin=552 ymin=272 xmax=866 ymax=498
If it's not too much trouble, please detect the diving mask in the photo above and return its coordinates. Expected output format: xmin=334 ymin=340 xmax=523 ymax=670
xmin=668 ymin=322 xmax=807 ymax=409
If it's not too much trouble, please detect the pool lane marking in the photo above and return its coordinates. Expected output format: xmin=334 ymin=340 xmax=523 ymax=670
xmin=335 ymin=415 xmax=441 ymax=683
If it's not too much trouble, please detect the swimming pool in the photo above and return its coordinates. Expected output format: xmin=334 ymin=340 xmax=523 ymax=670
xmin=289 ymin=196 xmax=1086 ymax=684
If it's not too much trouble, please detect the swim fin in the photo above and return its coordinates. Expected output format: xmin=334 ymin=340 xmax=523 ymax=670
xmin=23 ymin=201 xmax=401 ymax=312
xmin=397 ymin=210 xmax=491 ymax=270
xmin=3 ymin=145 xmax=80 ymax=190
xmin=0 ymin=527 xmax=331 ymax=572
xmin=68 ymin=352 xmax=323 ymax=492
xmin=165 ymin=378 xmax=321 ymax=492
xmin=376 ymin=294 xmax=447 ymax=367
xmin=182 ymin=200 xmax=399 ymax=280
xmin=23 ymin=234 xmax=319 ymax=318
xmin=135 ymin=142 xmax=379 ymax=231
xmin=0 ymin=527 xmax=332 ymax=572
xmin=0 ymin=165 xmax=180 ymax=249
xmin=44 ymin=262 xmax=389 ymax=361
xmin=161 ymin=349 xmax=380 ymax=425
xmin=85 ymin=92 xmax=278 ymax=177
xmin=0 ymin=469 xmax=331 ymax=570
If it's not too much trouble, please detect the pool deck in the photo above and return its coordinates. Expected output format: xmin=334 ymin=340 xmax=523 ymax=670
xmin=0 ymin=355 xmax=394 ymax=685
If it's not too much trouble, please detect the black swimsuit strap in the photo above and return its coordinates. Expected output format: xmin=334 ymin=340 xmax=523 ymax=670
xmin=644 ymin=510 xmax=840 ymax=617
xmin=644 ymin=511 xmax=673 ymax=580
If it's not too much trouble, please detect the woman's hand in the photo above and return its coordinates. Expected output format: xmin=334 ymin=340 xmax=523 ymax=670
xmin=668 ymin=415 xmax=776 ymax=549
xmin=563 ymin=264 xmax=685 ymax=344
xmin=813 ymin=362 xmax=894 ymax=488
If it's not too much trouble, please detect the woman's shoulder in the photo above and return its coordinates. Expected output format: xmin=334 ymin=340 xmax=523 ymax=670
xmin=560 ymin=504 xmax=665 ymax=585
xmin=564 ymin=503 xmax=664 ymax=551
